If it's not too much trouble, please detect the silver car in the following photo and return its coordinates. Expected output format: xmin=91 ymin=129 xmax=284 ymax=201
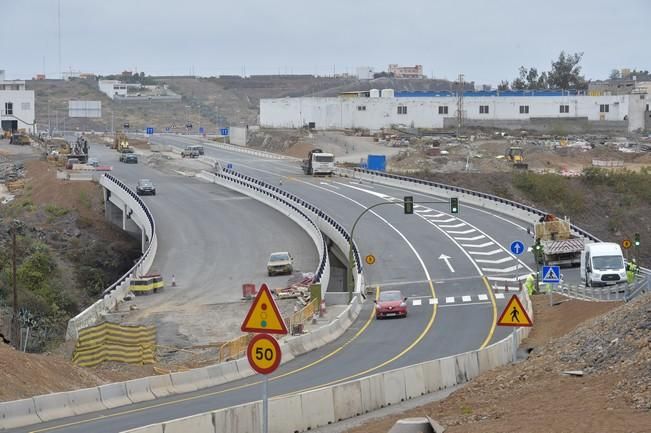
xmin=267 ymin=251 xmax=294 ymax=276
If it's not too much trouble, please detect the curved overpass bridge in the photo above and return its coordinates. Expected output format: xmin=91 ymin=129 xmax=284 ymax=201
xmin=4 ymin=134 xmax=645 ymax=433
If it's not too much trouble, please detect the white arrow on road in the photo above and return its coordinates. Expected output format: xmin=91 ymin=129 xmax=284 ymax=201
xmin=438 ymin=254 xmax=455 ymax=273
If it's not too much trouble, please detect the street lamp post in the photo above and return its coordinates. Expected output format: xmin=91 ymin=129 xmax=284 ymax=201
xmin=347 ymin=198 xmax=451 ymax=301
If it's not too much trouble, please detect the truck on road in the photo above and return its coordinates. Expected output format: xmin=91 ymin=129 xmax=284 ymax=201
xmin=533 ymin=214 xmax=584 ymax=267
xmin=301 ymin=148 xmax=335 ymax=175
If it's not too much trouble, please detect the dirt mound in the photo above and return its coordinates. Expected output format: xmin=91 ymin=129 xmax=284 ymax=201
xmin=346 ymin=294 xmax=651 ymax=433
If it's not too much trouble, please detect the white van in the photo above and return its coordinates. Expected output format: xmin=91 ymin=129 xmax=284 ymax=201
xmin=580 ymin=242 xmax=626 ymax=287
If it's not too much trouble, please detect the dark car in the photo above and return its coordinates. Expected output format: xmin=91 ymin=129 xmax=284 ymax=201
xmin=136 ymin=179 xmax=156 ymax=195
xmin=375 ymin=290 xmax=408 ymax=319
xmin=120 ymin=153 xmax=138 ymax=163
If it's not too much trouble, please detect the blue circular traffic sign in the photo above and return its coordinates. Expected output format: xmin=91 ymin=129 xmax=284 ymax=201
xmin=510 ymin=240 xmax=525 ymax=255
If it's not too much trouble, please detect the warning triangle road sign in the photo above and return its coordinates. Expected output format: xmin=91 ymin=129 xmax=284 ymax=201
xmin=496 ymin=295 xmax=533 ymax=327
xmin=241 ymin=284 xmax=288 ymax=335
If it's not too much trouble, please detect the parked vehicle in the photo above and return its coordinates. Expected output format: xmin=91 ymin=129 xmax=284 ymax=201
xmin=301 ymin=148 xmax=335 ymax=175
xmin=65 ymin=158 xmax=80 ymax=169
xmin=375 ymin=290 xmax=408 ymax=319
xmin=186 ymin=145 xmax=204 ymax=155
xmin=580 ymin=243 xmax=626 ymax=287
xmin=533 ymin=214 xmax=584 ymax=267
xmin=136 ymin=179 xmax=156 ymax=195
xmin=267 ymin=251 xmax=294 ymax=276
xmin=119 ymin=153 xmax=138 ymax=163
xmin=87 ymin=158 xmax=99 ymax=167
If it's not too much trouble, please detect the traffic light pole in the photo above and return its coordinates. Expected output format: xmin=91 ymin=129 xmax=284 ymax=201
xmin=347 ymin=199 xmax=451 ymax=301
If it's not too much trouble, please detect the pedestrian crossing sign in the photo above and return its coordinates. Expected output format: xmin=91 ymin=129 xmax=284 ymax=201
xmin=497 ymin=295 xmax=533 ymax=327
xmin=542 ymin=265 xmax=561 ymax=283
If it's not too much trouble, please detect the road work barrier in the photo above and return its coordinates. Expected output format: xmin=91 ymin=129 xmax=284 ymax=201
xmin=65 ymin=173 xmax=158 ymax=340
xmin=72 ymin=322 xmax=156 ymax=367
xmin=121 ymin=294 xmax=533 ymax=433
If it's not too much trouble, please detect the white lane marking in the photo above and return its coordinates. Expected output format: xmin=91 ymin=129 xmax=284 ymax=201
xmin=454 ymin=234 xmax=486 ymax=241
xmin=319 ymin=182 xmax=339 ymax=189
xmin=475 ymin=256 xmax=513 ymax=264
xmin=429 ymin=217 xmax=456 ymax=223
xmin=478 ymin=294 xmax=489 ymax=301
xmin=429 ymin=298 xmax=438 ymax=305
xmin=462 ymin=295 xmax=472 ymax=302
xmin=438 ymin=254 xmax=455 ymax=273
xmin=488 ymin=275 xmax=529 ymax=282
xmin=461 ymin=241 xmax=495 ymax=248
xmin=445 ymin=296 xmax=455 ymax=304
xmin=412 ymin=299 xmax=422 ymax=306
xmin=438 ymin=222 xmax=466 ymax=228
xmin=495 ymin=293 xmax=505 ymax=299
xmin=446 ymin=229 xmax=476 ymax=235
xmin=482 ymin=264 xmax=520 ymax=273
xmin=439 ymin=301 xmax=492 ymax=308
xmin=468 ymin=249 xmax=503 ymax=256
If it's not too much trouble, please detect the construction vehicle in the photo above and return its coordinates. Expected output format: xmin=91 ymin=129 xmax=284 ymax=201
xmin=113 ymin=133 xmax=132 ymax=153
xmin=301 ymin=148 xmax=335 ymax=175
xmin=69 ymin=135 xmax=89 ymax=163
xmin=532 ymin=214 xmax=584 ymax=267
xmin=505 ymin=146 xmax=528 ymax=169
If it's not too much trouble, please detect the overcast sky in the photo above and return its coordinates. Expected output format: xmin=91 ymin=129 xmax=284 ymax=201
xmin=2 ymin=0 xmax=649 ymax=84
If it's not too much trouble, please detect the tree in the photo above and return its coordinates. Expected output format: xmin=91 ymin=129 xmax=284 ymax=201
xmin=497 ymin=80 xmax=510 ymax=91
xmin=547 ymin=51 xmax=587 ymax=90
xmin=609 ymin=69 xmax=621 ymax=80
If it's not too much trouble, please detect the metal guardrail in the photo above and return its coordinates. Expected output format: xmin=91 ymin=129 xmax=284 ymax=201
xmin=101 ymin=173 xmax=156 ymax=295
xmin=222 ymin=168 xmax=364 ymax=275
xmin=343 ymin=167 xmax=650 ymax=300
xmin=557 ymin=275 xmax=649 ymax=302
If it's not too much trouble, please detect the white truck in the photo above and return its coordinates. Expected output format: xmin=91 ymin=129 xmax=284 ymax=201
xmin=580 ymin=242 xmax=626 ymax=287
xmin=301 ymin=149 xmax=335 ymax=176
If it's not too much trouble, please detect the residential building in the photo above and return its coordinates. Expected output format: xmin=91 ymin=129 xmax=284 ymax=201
xmin=388 ymin=64 xmax=424 ymax=79
xmin=0 ymin=71 xmax=36 ymax=133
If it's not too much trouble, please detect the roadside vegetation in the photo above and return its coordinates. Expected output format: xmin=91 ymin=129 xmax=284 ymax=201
xmin=0 ymin=161 xmax=140 ymax=352
xmin=413 ymin=168 xmax=651 ymax=263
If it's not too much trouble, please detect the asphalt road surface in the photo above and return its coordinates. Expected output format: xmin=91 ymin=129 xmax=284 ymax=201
xmin=10 ymin=135 xmax=542 ymax=433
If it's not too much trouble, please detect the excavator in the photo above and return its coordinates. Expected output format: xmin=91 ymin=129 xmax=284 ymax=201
xmin=505 ymin=146 xmax=528 ymax=169
xmin=113 ymin=133 xmax=132 ymax=153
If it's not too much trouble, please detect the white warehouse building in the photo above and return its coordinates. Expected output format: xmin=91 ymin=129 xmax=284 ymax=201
xmin=0 ymin=70 xmax=36 ymax=134
xmin=260 ymin=90 xmax=650 ymax=133
xmin=98 ymin=80 xmax=128 ymax=99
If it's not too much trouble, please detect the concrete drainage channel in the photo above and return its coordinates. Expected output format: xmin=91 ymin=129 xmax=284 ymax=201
xmin=0 ymin=170 xmax=366 ymax=431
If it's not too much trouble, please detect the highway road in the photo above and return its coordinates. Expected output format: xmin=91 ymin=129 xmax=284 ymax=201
xmin=73 ymin=138 xmax=319 ymax=347
xmin=11 ymin=135 xmax=538 ymax=433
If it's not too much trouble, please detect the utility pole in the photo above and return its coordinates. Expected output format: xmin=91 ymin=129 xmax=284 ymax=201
xmin=58 ymin=0 xmax=62 ymax=80
xmin=10 ymin=222 xmax=18 ymax=349
xmin=456 ymin=73 xmax=464 ymax=141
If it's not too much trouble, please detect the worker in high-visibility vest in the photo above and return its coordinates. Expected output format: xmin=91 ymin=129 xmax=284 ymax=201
xmin=525 ymin=273 xmax=536 ymax=295
xmin=626 ymin=259 xmax=639 ymax=283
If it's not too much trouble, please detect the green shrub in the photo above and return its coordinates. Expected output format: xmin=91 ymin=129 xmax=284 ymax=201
xmin=45 ymin=204 xmax=69 ymax=218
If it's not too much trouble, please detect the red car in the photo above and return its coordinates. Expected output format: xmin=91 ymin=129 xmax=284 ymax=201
xmin=375 ymin=290 xmax=408 ymax=319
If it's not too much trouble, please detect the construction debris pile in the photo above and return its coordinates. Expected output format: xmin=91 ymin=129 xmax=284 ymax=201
xmin=274 ymin=272 xmax=315 ymax=305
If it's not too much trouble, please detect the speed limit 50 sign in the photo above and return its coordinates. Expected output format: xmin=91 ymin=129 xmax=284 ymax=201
xmin=247 ymin=334 xmax=282 ymax=375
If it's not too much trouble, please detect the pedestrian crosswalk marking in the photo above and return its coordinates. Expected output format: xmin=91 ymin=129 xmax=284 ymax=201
xmin=412 ymin=299 xmax=422 ymax=306
xmin=462 ymin=295 xmax=472 ymax=302
xmin=495 ymin=293 xmax=505 ymax=299
xmin=429 ymin=298 xmax=438 ymax=305
xmin=478 ymin=294 xmax=488 ymax=301
xmin=445 ymin=296 xmax=455 ymax=304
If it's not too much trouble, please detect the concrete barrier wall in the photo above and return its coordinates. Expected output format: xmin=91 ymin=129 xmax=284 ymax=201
xmin=118 ymin=293 xmax=534 ymax=433
xmin=0 ymin=398 xmax=41 ymax=430
xmin=65 ymin=174 xmax=158 ymax=341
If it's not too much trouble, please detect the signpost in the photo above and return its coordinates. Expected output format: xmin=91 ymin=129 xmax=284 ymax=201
xmin=199 ymin=127 xmax=205 ymax=134
xmin=542 ymin=265 xmax=561 ymax=306
xmin=220 ymin=127 xmax=229 ymax=136
xmin=146 ymin=127 xmax=154 ymax=136
xmin=496 ymin=295 xmax=533 ymax=362
xmin=241 ymin=284 xmax=287 ymax=433
xmin=510 ymin=240 xmax=525 ymax=289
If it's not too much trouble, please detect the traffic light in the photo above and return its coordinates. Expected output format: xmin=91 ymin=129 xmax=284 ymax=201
xmin=634 ymin=232 xmax=640 ymax=247
xmin=450 ymin=197 xmax=459 ymax=214
xmin=123 ymin=122 xmax=130 ymax=129
xmin=533 ymin=239 xmax=543 ymax=263
xmin=404 ymin=196 xmax=413 ymax=214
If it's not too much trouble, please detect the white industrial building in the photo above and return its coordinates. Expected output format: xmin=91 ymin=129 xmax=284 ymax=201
xmin=260 ymin=89 xmax=650 ymax=132
xmin=0 ymin=70 xmax=36 ymax=134
xmin=98 ymin=80 xmax=128 ymax=99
